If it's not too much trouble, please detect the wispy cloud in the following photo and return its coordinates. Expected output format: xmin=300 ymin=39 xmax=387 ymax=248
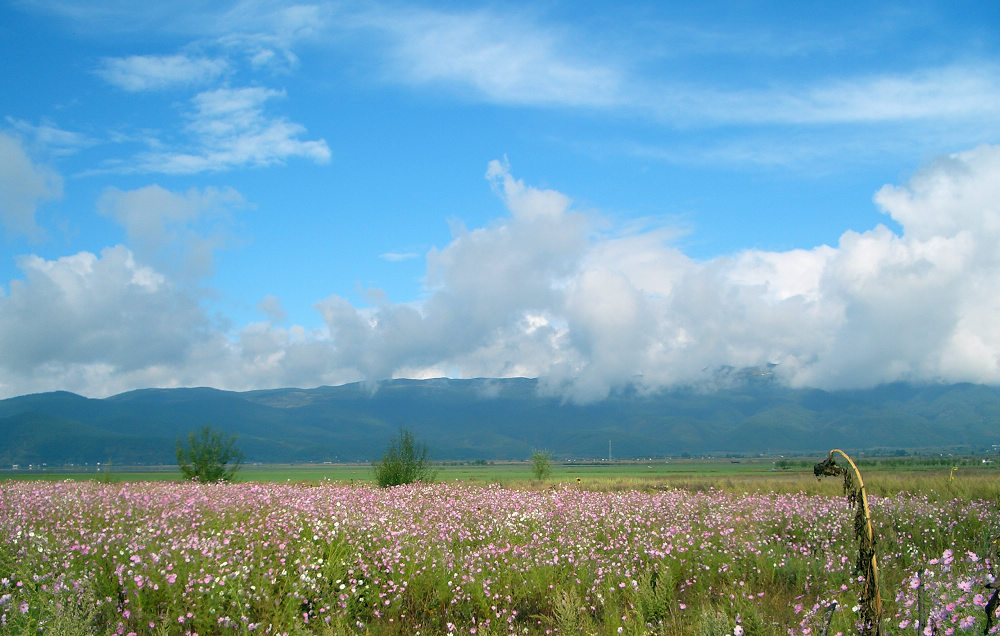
xmin=618 ymin=119 xmax=995 ymax=173
xmin=5 ymin=117 xmax=96 ymax=157
xmin=380 ymin=252 xmax=420 ymax=262
xmin=129 ymin=87 xmax=330 ymax=173
xmin=690 ymin=65 xmax=1000 ymax=126
xmin=23 ymin=2 xmax=1000 ymax=173
xmin=340 ymin=6 xmax=1000 ymax=133
xmin=30 ymin=0 xmax=331 ymax=70
xmin=23 ymin=0 xmax=330 ymax=39
xmin=97 ymin=54 xmax=228 ymax=91
xmin=352 ymin=5 xmax=624 ymax=109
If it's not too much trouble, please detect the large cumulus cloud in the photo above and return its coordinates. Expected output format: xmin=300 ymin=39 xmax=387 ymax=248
xmin=0 ymin=245 xmax=352 ymax=398
xmin=795 ymin=145 xmax=1000 ymax=388
xmin=2 ymin=146 xmax=1000 ymax=400
xmin=319 ymin=146 xmax=1000 ymax=400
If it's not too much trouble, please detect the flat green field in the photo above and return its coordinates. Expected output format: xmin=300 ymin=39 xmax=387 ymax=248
xmin=2 ymin=456 xmax=998 ymax=634
xmin=4 ymin=457 xmax=998 ymax=500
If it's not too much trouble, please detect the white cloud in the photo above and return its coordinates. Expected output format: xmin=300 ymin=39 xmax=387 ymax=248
xmin=354 ymin=6 xmax=624 ymax=108
xmin=24 ymin=2 xmax=1000 ymax=131
xmin=97 ymin=54 xmax=228 ymax=91
xmin=314 ymin=162 xmax=590 ymax=382
xmin=24 ymin=0 xmax=330 ymax=40
xmin=0 ymin=133 xmax=63 ymax=240
xmin=29 ymin=1 xmax=330 ymax=77
xmin=698 ymin=65 xmax=1000 ymax=126
xmin=0 ymin=246 xmax=353 ymax=398
xmin=257 ymin=294 xmax=287 ymax=323
xmin=5 ymin=117 xmax=95 ymax=157
xmin=317 ymin=148 xmax=1000 ymax=400
xmin=380 ymin=252 xmax=420 ymax=262
xmin=22 ymin=2 xmax=1000 ymax=175
xmin=344 ymin=5 xmax=1000 ymax=136
xmin=133 ymin=87 xmax=331 ymax=173
xmin=793 ymin=144 xmax=1000 ymax=388
xmin=97 ymin=184 xmax=245 ymax=278
xmin=0 ymin=247 xmax=199 ymax=379
xmin=4 ymin=147 xmax=1000 ymax=401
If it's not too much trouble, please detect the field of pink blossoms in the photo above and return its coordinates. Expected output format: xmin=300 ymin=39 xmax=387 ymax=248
xmin=1 ymin=480 xmax=997 ymax=635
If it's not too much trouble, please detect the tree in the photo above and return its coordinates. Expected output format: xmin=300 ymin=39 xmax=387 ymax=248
xmin=176 ymin=425 xmax=244 ymax=482
xmin=531 ymin=449 xmax=553 ymax=481
xmin=373 ymin=428 xmax=436 ymax=487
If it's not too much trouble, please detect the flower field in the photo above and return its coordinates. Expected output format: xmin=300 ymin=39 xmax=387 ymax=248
xmin=1 ymin=480 xmax=997 ymax=635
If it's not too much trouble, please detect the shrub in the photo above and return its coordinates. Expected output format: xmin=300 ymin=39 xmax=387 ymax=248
xmin=373 ymin=428 xmax=436 ymax=487
xmin=530 ymin=449 xmax=553 ymax=481
xmin=176 ymin=425 xmax=244 ymax=482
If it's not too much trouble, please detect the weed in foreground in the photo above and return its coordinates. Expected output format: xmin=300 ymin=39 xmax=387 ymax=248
xmin=814 ymin=448 xmax=882 ymax=636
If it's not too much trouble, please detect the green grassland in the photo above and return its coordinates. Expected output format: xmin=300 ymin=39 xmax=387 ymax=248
xmin=2 ymin=455 xmax=999 ymax=634
xmin=5 ymin=456 xmax=998 ymax=500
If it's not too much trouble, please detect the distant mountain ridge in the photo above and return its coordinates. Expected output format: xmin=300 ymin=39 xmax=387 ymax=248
xmin=2 ymin=378 xmax=999 ymax=466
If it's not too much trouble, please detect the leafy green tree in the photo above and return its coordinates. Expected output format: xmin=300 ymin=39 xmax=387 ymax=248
xmin=373 ymin=428 xmax=436 ymax=487
xmin=531 ymin=449 xmax=553 ymax=481
xmin=176 ymin=425 xmax=244 ymax=482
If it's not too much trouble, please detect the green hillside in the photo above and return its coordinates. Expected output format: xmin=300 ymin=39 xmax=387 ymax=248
xmin=1 ymin=378 xmax=999 ymax=466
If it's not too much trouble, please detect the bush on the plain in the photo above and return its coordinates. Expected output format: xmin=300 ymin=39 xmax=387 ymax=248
xmin=176 ymin=425 xmax=244 ymax=483
xmin=373 ymin=427 xmax=436 ymax=487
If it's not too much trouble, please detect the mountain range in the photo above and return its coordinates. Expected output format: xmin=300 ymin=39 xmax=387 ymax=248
xmin=2 ymin=377 xmax=999 ymax=466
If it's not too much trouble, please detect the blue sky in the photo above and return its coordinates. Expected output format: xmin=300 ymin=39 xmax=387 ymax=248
xmin=1 ymin=0 xmax=1000 ymax=399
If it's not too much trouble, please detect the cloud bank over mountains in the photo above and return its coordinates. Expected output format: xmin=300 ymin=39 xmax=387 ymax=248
xmin=2 ymin=139 xmax=999 ymax=400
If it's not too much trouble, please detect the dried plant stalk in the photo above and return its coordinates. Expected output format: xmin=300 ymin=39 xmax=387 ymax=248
xmin=985 ymin=534 xmax=1000 ymax=635
xmin=814 ymin=449 xmax=883 ymax=636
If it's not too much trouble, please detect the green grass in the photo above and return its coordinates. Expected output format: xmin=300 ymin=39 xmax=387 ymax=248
xmin=2 ymin=457 xmax=999 ymax=634
xmin=5 ymin=456 xmax=998 ymax=501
